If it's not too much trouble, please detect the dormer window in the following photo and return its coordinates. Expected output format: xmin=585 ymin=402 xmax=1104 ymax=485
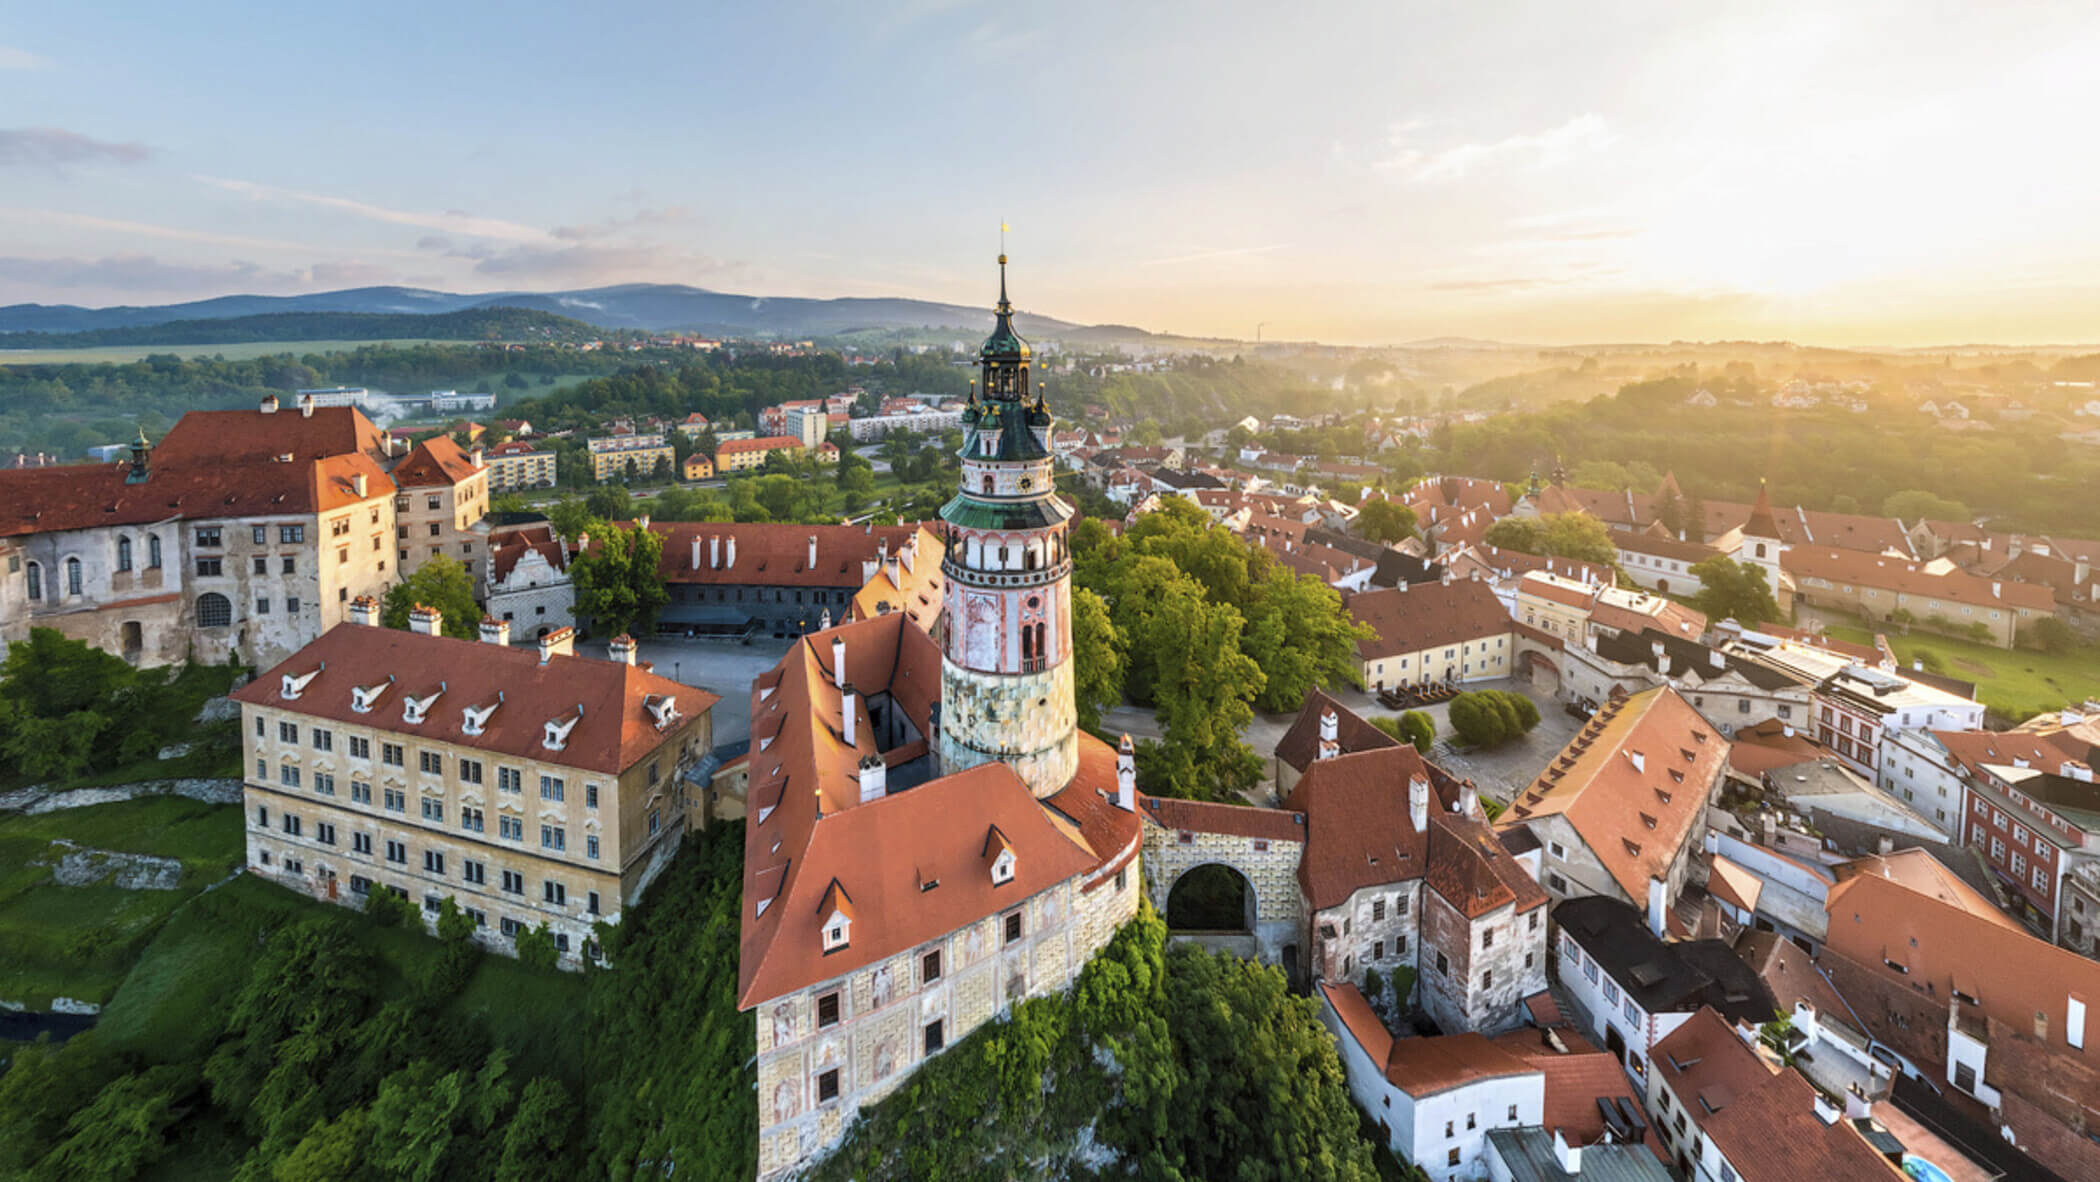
xmin=280 ymin=665 xmax=323 ymax=700
xmin=984 ymin=824 xmax=1016 ymax=886
xmin=819 ymin=878 xmax=854 ymax=953
xmin=350 ymin=679 xmax=393 ymax=714
xmin=543 ymin=708 xmax=582 ymax=752
xmin=401 ymin=685 xmax=444 ymax=725
xmin=462 ymin=695 xmax=502 ymax=736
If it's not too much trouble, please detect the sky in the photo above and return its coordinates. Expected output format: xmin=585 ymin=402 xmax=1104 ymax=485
xmin=5 ymin=0 xmax=2100 ymax=346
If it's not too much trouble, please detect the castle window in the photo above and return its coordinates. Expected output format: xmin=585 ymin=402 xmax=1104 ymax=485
xmin=65 ymin=557 xmax=81 ymax=596
xmin=116 ymin=536 xmax=132 ymax=572
xmin=817 ymin=990 xmax=841 ymax=1028
xmin=817 ymin=1068 xmax=840 ymax=1103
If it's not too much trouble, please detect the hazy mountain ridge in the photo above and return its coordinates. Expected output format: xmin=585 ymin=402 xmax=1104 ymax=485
xmin=0 ymin=283 xmax=1091 ymax=341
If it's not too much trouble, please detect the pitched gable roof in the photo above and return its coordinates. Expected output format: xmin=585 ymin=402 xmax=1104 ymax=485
xmin=392 ymin=435 xmax=482 ymax=487
xmin=1500 ymin=688 xmax=1725 ymax=900
xmin=1346 ymin=578 xmax=1512 ymax=660
xmin=1273 ymin=687 xmax=1401 ymax=775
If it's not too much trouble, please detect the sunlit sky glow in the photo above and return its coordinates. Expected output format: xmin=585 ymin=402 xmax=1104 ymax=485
xmin=5 ymin=0 xmax=2100 ymax=346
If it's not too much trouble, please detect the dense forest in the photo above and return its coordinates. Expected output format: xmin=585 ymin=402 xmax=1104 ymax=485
xmin=0 ymin=307 xmax=604 ymax=349
xmin=1425 ymin=376 xmax=2100 ymax=535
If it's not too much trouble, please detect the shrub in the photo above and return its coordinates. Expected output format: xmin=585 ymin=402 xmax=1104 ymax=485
xmin=515 ymin=923 xmax=559 ymax=972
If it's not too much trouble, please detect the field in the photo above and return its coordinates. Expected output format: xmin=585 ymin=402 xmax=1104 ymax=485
xmin=1821 ymin=620 xmax=2100 ymax=723
xmin=0 ymin=796 xmax=244 ymax=1009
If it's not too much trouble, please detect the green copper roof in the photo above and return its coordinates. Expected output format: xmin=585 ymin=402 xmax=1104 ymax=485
xmin=959 ymin=400 xmax=1052 ymax=461
xmin=980 ymin=313 xmax=1031 ymax=359
xmin=938 ymin=493 xmax=1074 ymax=531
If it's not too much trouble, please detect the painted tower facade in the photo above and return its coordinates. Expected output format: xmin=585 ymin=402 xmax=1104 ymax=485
xmin=936 ymin=256 xmax=1078 ymax=798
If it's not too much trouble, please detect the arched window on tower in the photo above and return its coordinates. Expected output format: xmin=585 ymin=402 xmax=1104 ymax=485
xmin=1025 ymin=544 xmax=1039 ymax=571
xmin=117 ymin=536 xmax=133 ymax=572
xmin=982 ymin=474 xmax=994 ymax=495
xmin=147 ymin=534 xmax=162 ymax=568
xmin=25 ymin=561 xmax=41 ymax=601
xmin=65 ymin=557 xmax=82 ymax=597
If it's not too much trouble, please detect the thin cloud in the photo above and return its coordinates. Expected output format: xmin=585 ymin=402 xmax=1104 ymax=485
xmin=0 ymin=206 xmax=429 ymax=261
xmin=196 ymin=175 xmax=552 ymax=243
xmin=1377 ymin=114 xmax=1614 ymax=182
xmin=449 ymin=239 xmax=734 ymax=284
xmin=0 ymin=253 xmax=284 ymax=293
xmin=0 ymin=46 xmax=49 ymax=71
xmin=1141 ymin=242 xmax=1291 ymax=267
xmin=550 ymin=206 xmax=695 ymax=242
xmin=0 ymin=127 xmax=151 ymax=167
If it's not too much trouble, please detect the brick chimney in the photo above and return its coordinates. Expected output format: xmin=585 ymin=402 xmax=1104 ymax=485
xmin=349 ymin=595 xmax=380 ymax=626
xmin=480 ymin=617 xmax=510 ymax=646
xmin=538 ymin=626 xmax=575 ymax=664
xmin=408 ymin=603 xmax=442 ymax=636
xmin=608 ymin=634 xmax=637 ymax=665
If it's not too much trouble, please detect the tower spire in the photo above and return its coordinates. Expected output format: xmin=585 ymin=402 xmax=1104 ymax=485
xmin=997 ymin=220 xmax=1011 ymax=314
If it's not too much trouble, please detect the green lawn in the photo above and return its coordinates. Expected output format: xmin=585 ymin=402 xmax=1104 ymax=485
xmin=1821 ymin=619 xmax=2100 ymax=723
xmin=97 ymin=874 xmax=589 ymax=1086
xmin=0 ymin=796 xmax=244 ymax=1008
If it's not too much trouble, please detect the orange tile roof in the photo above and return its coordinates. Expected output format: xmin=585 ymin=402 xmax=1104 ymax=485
xmin=716 ymin=434 xmax=805 ymax=456
xmin=1831 ymin=848 xmax=2022 ymax=930
xmin=1825 ymin=870 xmax=2100 ymax=1074
xmin=489 ymin=523 xmax=567 ymax=582
xmin=1320 ymin=981 xmax=1393 ymax=1066
xmin=1783 ymin=546 xmax=2055 ymax=613
xmin=391 ymin=435 xmax=482 ymax=488
xmin=1499 ymin=687 xmax=1726 ymax=900
xmin=1707 ymin=854 xmax=1763 ymax=914
xmin=231 ymin=622 xmax=715 ymax=775
xmin=0 ymin=448 xmax=393 ymax=538
xmin=1381 ymin=1031 xmax=1535 ymax=1096
xmin=848 ymin=525 xmax=946 ymax=630
xmin=1492 ymin=1030 xmax=1667 ymax=1156
xmin=737 ymin=613 xmax=1139 ymax=1008
xmin=1655 ymin=1009 xmax=1903 ymax=1178
xmin=1346 ymin=578 xmax=1512 ymax=660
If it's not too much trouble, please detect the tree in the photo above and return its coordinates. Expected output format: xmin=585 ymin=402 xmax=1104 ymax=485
xmin=515 ymin=922 xmax=559 ymax=972
xmin=1239 ymin=571 xmax=1371 ymax=712
xmin=1482 ymin=511 xmax=1619 ymax=566
xmin=381 ymin=555 xmax=482 ymax=639
xmin=1070 ymin=586 xmax=1124 ymax=734
xmin=585 ymin=486 xmax=629 ymax=520
xmin=2029 ymin=615 xmax=2076 ymax=654
xmin=1373 ymin=711 xmax=1435 ymax=753
xmin=1447 ymin=690 xmax=1539 ymax=747
xmin=1688 ymin=556 xmax=1782 ymax=626
xmin=569 ymin=523 xmax=669 ymax=639
xmin=1137 ymin=592 xmax=1265 ymax=800
xmin=0 ymin=627 xmax=145 ymax=780
xmin=1883 ymin=489 xmax=1969 ymax=523
xmin=1353 ymin=498 xmax=1417 ymax=544
xmin=546 ymin=496 xmax=592 ymax=542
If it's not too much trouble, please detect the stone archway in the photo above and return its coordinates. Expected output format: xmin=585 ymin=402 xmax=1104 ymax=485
xmin=1165 ymin=862 xmax=1255 ymax=933
xmin=1523 ymin=649 xmax=1560 ymax=695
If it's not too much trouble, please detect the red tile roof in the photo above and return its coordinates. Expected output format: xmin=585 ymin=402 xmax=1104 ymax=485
xmin=1345 ymin=578 xmax=1512 ymax=660
xmin=1273 ymin=687 xmax=1401 ymax=774
xmin=392 ymin=435 xmax=482 ymax=487
xmin=1492 ymin=1030 xmax=1667 ymax=1156
xmin=489 ymin=524 xmax=567 ymax=582
xmin=716 ymin=435 xmax=805 ymax=456
xmin=1381 ymin=1031 xmax=1535 ymax=1096
xmin=231 ymin=622 xmax=715 ymax=775
xmin=0 ymin=448 xmax=393 ymax=538
xmin=1425 ymin=810 xmax=1550 ymax=919
xmin=645 ymin=521 xmax=927 ymax=588
xmin=1284 ymin=746 xmax=1461 ymax=911
xmin=1321 ymin=981 xmax=1394 ymax=1066
xmin=155 ymin=404 xmax=392 ymax=466
xmin=1138 ymin=794 xmax=1306 ymax=843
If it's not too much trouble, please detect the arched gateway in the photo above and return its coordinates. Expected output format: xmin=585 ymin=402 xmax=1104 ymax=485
xmin=1137 ymin=796 xmax=1305 ymax=973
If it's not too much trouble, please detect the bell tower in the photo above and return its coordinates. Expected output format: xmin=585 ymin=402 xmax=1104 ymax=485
xmin=935 ymin=252 xmax=1077 ymax=798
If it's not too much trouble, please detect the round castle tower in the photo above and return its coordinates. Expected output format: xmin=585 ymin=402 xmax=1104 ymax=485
xmin=935 ymin=254 xmax=1078 ymax=798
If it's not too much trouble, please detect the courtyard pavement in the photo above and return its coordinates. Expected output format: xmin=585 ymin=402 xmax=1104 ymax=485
xmin=1105 ymin=676 xmax=1573 ymax=809
xmin=632 ymin=635 xmax=797 ymax=749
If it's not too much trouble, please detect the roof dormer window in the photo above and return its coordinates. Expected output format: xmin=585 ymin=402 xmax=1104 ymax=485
xmin=351 ymin=677 xmax=394 ymax=714
xmin=280 ymin=664 xmax=323 ymax=700
xmin=462 ymin=694 xmax=503 ymax=736
xmin=543 ymin=707 xmax=582 ymax=752
xmin=984 ymin=824 xmax=1016 ymax=886
xmin=402 ymin=684 xmax=445 ymax=725
xmin=819 ymin=878 xmax=854 ymax=953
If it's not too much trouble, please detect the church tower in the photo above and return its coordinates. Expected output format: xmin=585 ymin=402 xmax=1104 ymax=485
xmin=936 ymin=253 xmax=1078 ymax=798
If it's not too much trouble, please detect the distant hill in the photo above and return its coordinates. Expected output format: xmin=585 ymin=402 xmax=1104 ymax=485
xmin=0 ymin=306 xmax=604 ymax=348
xmin=0 ymin=283 xmax=1097 ymax=343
